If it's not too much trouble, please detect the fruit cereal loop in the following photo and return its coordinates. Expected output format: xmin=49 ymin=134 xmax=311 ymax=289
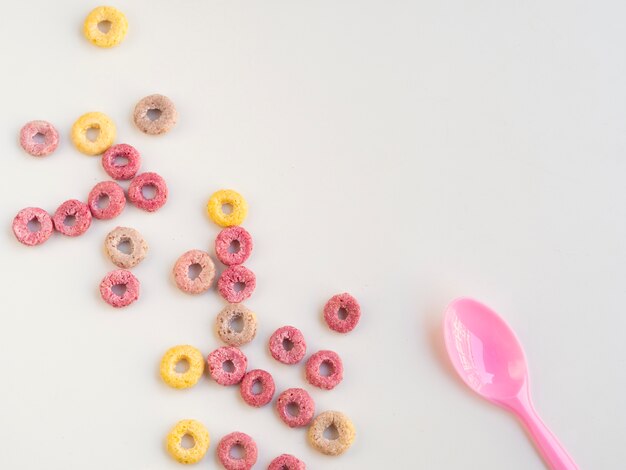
xmin=12 ymin=207 xmax=53 ymax=246
xmin=19 ymin=120 xmax=59 ymax=157
xmin=71 ymin=112 xmax=116 ymax=156
xmin=83 ymin=6 xmax=128 ymax=48
xmin=101 ymin=143 xmax=141 ymax=180
xmin=104 ymin=226 xmax=148 ymax=269
xmin=172 ymin=250 xmax=215 ymax=294
xmin=268 ymin=454 xmax=306 ymax=470
xmin=308 ymin=411 xmax=355 ymax=456
xmin=269 ymin=326 xmax=307 ymax=365
xmin=323 ymin=292 xmax=361 ymax=333
xmin=276 ymin=388 xmax=315 ymax=428
xmin=87 ymin=181 xmax=126 ymax=220
xmin=217 ymin=265 xmax=256 ymax=303
xmin=133 ymin=94 xmax=178 ymax=135
xmin=215 ymin=226 xmax=253 ymax=266
xmin=52 ymin=199 xmax=92 ymax=237
xmin=216 ymin=303 xmax=257 ymax=346
xmin=217 ymin=432 xmax=258 ymax=470
xmin=305 ymin=350 xmax=343 ymax=390
xmin=99 ymin=269 xmax=140 ymax=308
xmin=239 ymin=369 xmax=275 ymax=407
xmin=128 ymin=172 xmax=168 ymax=212
xmin=207 ymin=347 xmax=247 ymax=386
xmin=160 ymin=345 xmax=205 ymax=389
xmin=166 ymin=419 xmax=210 ymax=464
xmin=207 ymin=189 xmax=248 ymax=227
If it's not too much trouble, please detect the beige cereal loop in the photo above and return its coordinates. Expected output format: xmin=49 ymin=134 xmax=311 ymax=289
xmin=216 ymin=303 xmax=257 ymax=346
xmin=133 ymin=94 xmax=178 ymax=135
xmin=308 ymin=411 xmax=356 ymax=456
xmin=104 ymin=226 xmax=148 ymax=269
xmin=160 ymin=345 xmax=205 ymax=389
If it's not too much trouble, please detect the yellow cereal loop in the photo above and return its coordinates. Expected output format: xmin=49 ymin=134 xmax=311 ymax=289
xmin=166 ymin=419 xmax=210 ymax=464
xmin=160 ymin=345 xmax=205 ymax=389
xmin=207 ymin=189 xmax=248 ymax=227
xmin=71 ymin=112 xmax=116 ymax=156
xmin=83 ymin=6 xmax=128 ymax=48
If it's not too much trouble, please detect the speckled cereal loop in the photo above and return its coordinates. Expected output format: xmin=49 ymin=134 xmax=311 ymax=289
xmin=268 ymin=454 xmax=306 ymax=470
xmin=19 ymin=120 xmax=59 ymax=157
xmin=12 ymin=207 xmax=53 ymax=246
xmin=323 ymin=292 xmax=361 ymax=333
xmin=206 ymin=189 xmax=248 ymax=227
xmin=166 ymin=419 xmax=210 ymax=464
xmin=133 ymin=94 xmax=178 ymax=135
xmin=269 ymin=326 xmax=307 ymax=365
xmin=217 ymin=265 xmax=256 ymax=303
xmin=172 ymin=250 xmax=215 ymax=294
xmin=305 ymin=350 xmax=343 ymax=390
xmin=71 ymin=112 xmax=116 ymax=156
xmin=101 ymin=143 xmax=141 ymax=180
xmin=217 ymin=432 xmax=258 ymax=470
xmin=104 ymin=226 xmax=148 ymax=269
xmin=160 ymin=345 xmax=205 ymax=389
xmin=128 ymin=172 xmax=168 ymax=212
xmin=52 ymin=199 xmax=92 ymax=237
xmin=83 ymin=6 xmax=128 ymax=48
xmin=308 ymin=411 xmax=356 ymax=456
xmin=239 ymin=369 xmax=275 ymax=407
xmin=207 ymin=347 xmax=247 ymax=386
xmin=276 ymin=388 xmax=315 ymax=428
xmin=216 ymin=303 xmax=257 ymax=346
xmin=99 ymin=269 xmax=140 ymax=308
xmin=215 ymin=226 xmax=253 ymax=266
xmin=87 ymin=181 xmax=126 ymax=220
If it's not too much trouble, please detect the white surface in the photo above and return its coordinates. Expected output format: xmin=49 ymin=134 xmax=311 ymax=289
xmin=0 ymin=1 xmax=624 ymax=468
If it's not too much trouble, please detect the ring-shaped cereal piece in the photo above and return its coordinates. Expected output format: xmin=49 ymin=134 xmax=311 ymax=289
xmin=166 ymin=419 xmax=210 ymax=464
xmin=104 ymin=226 xmax=148 ymax=269
xmin=305 ymin=350 xmax=343 ymax=390
xmin=239 ymin=369 xmax=275 ymax=407
xmin=52 ymin=199 xmax=92 ymax=237
xmin=207 ymin=189 xmax=248 ymax=227
xmin=99 ymin=269 xmax=140 ymax=308
xmin=12 ymin=207 xmax=54 ymax=246
xmin=172 ymin=250 xmax=216 ymax=294
xmin=88 ymin=181 xmax=126 ymax=220
xmin=128 ymin=172 xmax=168 ymax=212
xmin=71 ymin=112 xmax=116 ymax=156
xmin=19 ymin=120 xmax=59 ymax=157
xmin=216 ymin=303 xmax=257 ymax=346
xmin=217 ymin=265 xmax=256 ymax=303
xmin=268 ymin=454 xmax=306 ymax=470
xmin=276 ymin=388 xmax=315 ymax=428
xmin=102 ymin=143 xmax=141 ymax=180
xmin=133 ymin=94 xmax=178 ymax=135
xmin=217 ymin=432 xmax=258 ymax=470
xmin=83 ymin=6 xmax=128 ymax=48
xmin=207 ymin=346 xmax=247 ymax=386
xmin=269 ymin=326 xmax=307 ymax=365
xmin=323 ymin=292 xmax=361 ymax=333
xmin=215 ymin=226 xmax=253 ymax=266
xmin=160 ymin=345 xmax=205 ymax=389
xmin=308 ymin=411 xmax=356 ymax=456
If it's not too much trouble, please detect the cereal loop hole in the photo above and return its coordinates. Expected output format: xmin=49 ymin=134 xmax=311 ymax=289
xmin=33 ymin=132 xmax=46 ymax=144
xmin=187 ymin=263 xmax=202 ymax=280
xmin=147 ymin=108 xmax=162 ymax=121
xmin=175 ymin=358 xmax=190 ymax=373
xmin=324 ymin=424 xmax=340 ymax=440
xmin=111 ymin=283 xmax=127 ymax=297
xmin=228 ymin=239 xmax=241 ymax=253
xmin=141 ymin=184 xmax=157 ymax=200
xmin=27 ymin=218 xmax=41 ymax=233
xmin=86 ymin=127 xmax=100 ymax=142
xmin=286 ymin=402 xmax=300 ymax=417
xmin=229 ymin=444 xmax=245 ymax=460
xmin=229 ymin=315 xmax=244 ymax=333
xmin=282 ymin=338 xmax=294 ymax=351
xmin=113 ymin=155 xmax=129 ymax=166
xmin=97 ymin=194 xmax=110 ymax=209
xmin=251 ymin=379 xmax=263 ymax=395
xmin=337 ymin=307 xmax=348 ymax=320
xmin=319 ymin=360 xmax=333 ymax=377
xmin=221 ymin=203 xmax=233 ymax=214
xmin=222 ymin=360 xmax=235 ymax=372
xmin=233 ymin=281 xmax=245 ymax=293
xmin=64 ymin=215 xmax=76 ymax=227
xmin=117 ymin=239 xmax=132 ymax=255
xmin=97 ymin=20 xmax=112 ymax=33
xmin=180 ymin=433 xmax=195 ymax=449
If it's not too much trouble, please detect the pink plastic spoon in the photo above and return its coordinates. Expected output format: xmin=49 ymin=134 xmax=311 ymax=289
xmin=443 ymin=297 xmax=578 ymax=470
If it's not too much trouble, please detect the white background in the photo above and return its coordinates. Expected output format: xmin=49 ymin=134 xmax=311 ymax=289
xmin=0 ymin=1 xmax=624 ymax=469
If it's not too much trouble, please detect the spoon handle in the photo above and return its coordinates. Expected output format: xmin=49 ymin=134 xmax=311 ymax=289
xmin=508 ymin=392 xmax=579 ymax=470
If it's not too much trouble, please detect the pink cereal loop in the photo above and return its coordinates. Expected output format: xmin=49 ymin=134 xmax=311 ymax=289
xmin=276 ymin=388 xmax=315 ymax=428
xmin=268 ymin=454 xmax=306 ymax=470
xmin=52 ymin=199 xmax=92 ymax=237
xmin=87 ymin=181 xmax=126 ymax=220
xmin=99 ymin=269 xmax=140 ymax=308
xmin=207 ymin=346 xmax=247 ymax=386
xmin=217 ymin=432 xmax=258 ymax=470
xmin=101 ymin=143 xmax=141 ymax=180
xmin=217 ymin=265 xmax=256 ymax=303
xmin=215 ymin=226 xmax=253 ymax=266
xmin=269 ymin=326 xmax=307 ymax=365
xmin=12 ymin=207 xmax=53 ymax=246
xmin=323 ymin=292 xmax=361 ymax=333
xmin=305 ymin=350 xmax=344 ymax=390
xmin=128 ymin=172 xmax=168 ymax=212
xmin=19 ymin=120 xmax=59 ymax=157
xmin=172 ymin=250 xmax=216 ymax=294
xmin=239 ymin=369 xmax=275 ymax=407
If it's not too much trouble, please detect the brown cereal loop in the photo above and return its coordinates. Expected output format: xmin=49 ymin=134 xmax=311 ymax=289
xmin=216 ymin=303 xmax=257 ymax=347
xmin=133 ymin=94 xmax=177 ymax=135
xmin=308 ymin=411 xmax=356 ymax=456
xmin=104 ymin=226 xmax=148 ymax=269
